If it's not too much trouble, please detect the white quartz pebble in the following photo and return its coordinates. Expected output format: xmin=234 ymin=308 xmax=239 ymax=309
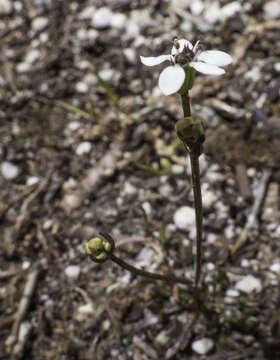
xmin=173 ymin=206 xmax=195 ymax=230
xmin=65 ymin=265 xmax=80 ymax=279
xmin=76 ymin=142 xmax=92 ymax=156
xmin=192 ymin=338 xmax=214 ymax=355
xmin=235 ymin=275 xmax=262 ymax=294
xmin=1 ymin=161 xmax=19 ymax=180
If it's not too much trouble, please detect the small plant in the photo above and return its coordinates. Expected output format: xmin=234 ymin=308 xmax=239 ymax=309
xmin=86 ymin=37 xmax=232 ymax=294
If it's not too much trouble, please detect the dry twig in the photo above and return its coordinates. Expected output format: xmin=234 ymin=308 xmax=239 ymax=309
xmin=231 ymin=169 xmax=271 ymax=255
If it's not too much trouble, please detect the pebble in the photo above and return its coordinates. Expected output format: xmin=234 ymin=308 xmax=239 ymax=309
xmin=76 ymin=141 xmax=92 ymax=156
xmin=17 ymin=62 xmax=31 ymax=73
xmin=18 ymin=322 xmax=31 ymax=342
xmin=98 ymin=69 xmax=114 ymax=82
xmin=270 ymin=262 xmax=280 ymax=274
xmin=0 ymin=0 xmax=12 ymax=15
xmin=1 ymin=161 xmax=19 ymax=180
xmin=235 ymin=275 xmax=262 ymax=294
xmin=204 ymin=1 xmax=221 ymax=24
xmin=26 ymin=176 xmax=40 ymax=186
xmin=123 ymin=182 xmax=137 ymax=196
xmin=76 ymin=81 xmax=88 ymax=93
xmin=111 ymin=13 xmax=126 ymax=29
xmin=32 ymin=17 xmax=49 ymax=32
xmin=142 ymin=201 xmax=152 ymax=215
xmin=77 ymin=303 xmax=94 ymax=315
xmin=68 ymin=121 xmax=80 ymax=131
xmin=92 ymin=7 xmax=113 ymax=29
xmin=61 ymin=193 xmax=82 ymax=214
xmin=25 ymin=49 xmax=40 ymax=64
xmin=274 ymin=62 xmax=280 ymax=72
xmin=264 ymin=1 xmax=280 ymax=20
xmin=226 ymin=289 xmax=240 ymax=297
xmin=171 ymin=164 xmax=184 ymax=174
xmin=191 ymin=338 xmax=214 ymax=355
xmin=221 ymin=1 xmax=242 ymax=19
xmin=190 ymin=0 xmax=204 ymax=16
xmin=123 ymin=48 xmax=136 ymax=63
xmin=171 ymin=0 xmax=190 ymax=10
xmin=79 ymin=6 xmax=96 ymax=20
xmin=65 ymin=265 xmax=80 ymax=279
xmin=173 ymin=206 xmax=195 ymax=230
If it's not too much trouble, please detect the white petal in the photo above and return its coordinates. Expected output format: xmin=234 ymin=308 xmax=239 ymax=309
xmin=171 ymin=39 xmax=193 ymax=56
xmin=197 ymin=50 xmax=232 ymax=67
xmin=158 ymin=65 xmax=185 ymax=95
xmin=190 ymin=61 xmax=225 ymax=75
xmin=140 ymin=54 xmax=171 ymax=66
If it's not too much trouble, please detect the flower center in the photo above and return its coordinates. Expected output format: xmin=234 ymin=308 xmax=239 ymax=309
xmin=172 ymin=38 xmax=195 ymax=65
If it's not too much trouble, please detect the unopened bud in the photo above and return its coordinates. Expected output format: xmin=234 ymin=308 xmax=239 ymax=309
xmin=85 ymin=237 xmax=103 ymax=255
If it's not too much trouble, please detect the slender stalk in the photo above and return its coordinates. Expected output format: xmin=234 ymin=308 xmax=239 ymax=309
xmin=180 ymin=92 xmax=203 ymax=286
xmin=110 ymin=253 xmax=195 ymax=290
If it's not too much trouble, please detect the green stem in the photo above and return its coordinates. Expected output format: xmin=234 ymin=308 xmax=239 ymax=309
xmin=180 ymin=92 xmax=203 ymax=286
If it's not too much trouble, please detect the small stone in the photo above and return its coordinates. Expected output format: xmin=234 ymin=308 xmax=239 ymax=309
xmin=76 ymin=81 xmax=88 ymax=93
xmin=221 ymin=1 xmax=242 ymax=19
xmin=123 ymin=182 xmax=136 ymax=196
xmin=173 ymin=206 xmax=195 ymax=230
xmin=18 ymin=322 xmax=31 ymax=342
xmin=171 ymin=0 xmax=190 ymax=10
xmin=274 ymin=62 xmax=280 ymax=72
xmin=245 ymin=66 xmax=261 ymax=82
xmin=78 ymin=303 xmax=94 ymax=314
xmin=111 ymin=13 xmax=126 ymax=28
xmin=190 ymin=0 xmax=204 ymax=16
xmin=171 ymin=164 xmax=184 ymax=174
xmin=25 ymin=49 xmax=40 ymax=64
xmin=191 ymin=338 xmax=214 ymax=355
xmin=204 ymin=1 xmax=221 ymax=24
xmin=68 ymin=121 xmax=80 ymax=131
xmin=123 ymin=48 xmax=136 ymax=63
xmin=76 ymin=141 xmax=92 ymax=156
xmin=226 ymin=289 xmax=240 ymax=297
xmin=79 ymin=6 xmax=96 ymax=20
xmin=264 ymin=1 xmax=280 ymax=20
xmin=32 ymin=17 xmax=48 ymax=32
xmin=155 ymin=330 xmax=169 ymax=345
xmin=1 ymin=161 xmax=19 ymax=180
xmin=235 ymin=275 xmax=262 ymax=294
xmin=0 ymin=0 xmax=12 ymax=15
xmin=142 ymin=201 xmax=152 ymax=215
xmin=26 ymin=176 xmax=40 ymax=186
xmin=98 ymin=69 xmax=114 ymax=82
xmin=61 ymin=193 xmax=82 ymax=214
xmin=270 ymin=262 xmax=280 ymax=274
xmin=92 ymin=7 xmax=112 ymax=29
xmin=17 ymin=62 xmax=31 ymax=73
xmin=65 ymin=265 xmax=80 ymax=279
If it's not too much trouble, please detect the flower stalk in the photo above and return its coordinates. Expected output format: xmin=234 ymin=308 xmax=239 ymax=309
xmin=86 ymin=233 xmax=195 ymax=290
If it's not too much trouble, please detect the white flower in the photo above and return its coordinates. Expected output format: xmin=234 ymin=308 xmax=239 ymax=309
xmin=140 ymin=38 xmax=232 ymax=95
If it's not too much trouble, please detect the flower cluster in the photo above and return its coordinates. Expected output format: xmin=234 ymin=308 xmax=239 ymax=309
xmin=140 ymin=38 xmax=232 ymax=95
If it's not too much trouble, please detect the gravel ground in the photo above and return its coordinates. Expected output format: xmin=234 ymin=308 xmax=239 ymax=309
xmin=1 ymin=0 xmax=280 ymax=359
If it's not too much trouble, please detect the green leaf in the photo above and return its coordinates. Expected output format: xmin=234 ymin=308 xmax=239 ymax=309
xmin=137 ymin=158 xmax=171 ymax=177
xmin=58 ymin=101 xmax=91 ymax=119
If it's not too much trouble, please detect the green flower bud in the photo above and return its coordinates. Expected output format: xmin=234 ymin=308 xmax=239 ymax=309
xmin=103 ymin=240 xmax=112 ymax=253
xmin=95 ymin=252 xmax=108 ymax=260
xmin=175 ymin=116 xmax=204 ymax=148
xmin=85 ymin=237 xmax=103 ymax=256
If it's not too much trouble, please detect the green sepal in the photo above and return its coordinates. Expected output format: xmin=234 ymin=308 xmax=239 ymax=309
xmin=175 ymin=116 xmax=204 ymax=148
xmin=178 ymin=66 xmax=196 ymax=94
